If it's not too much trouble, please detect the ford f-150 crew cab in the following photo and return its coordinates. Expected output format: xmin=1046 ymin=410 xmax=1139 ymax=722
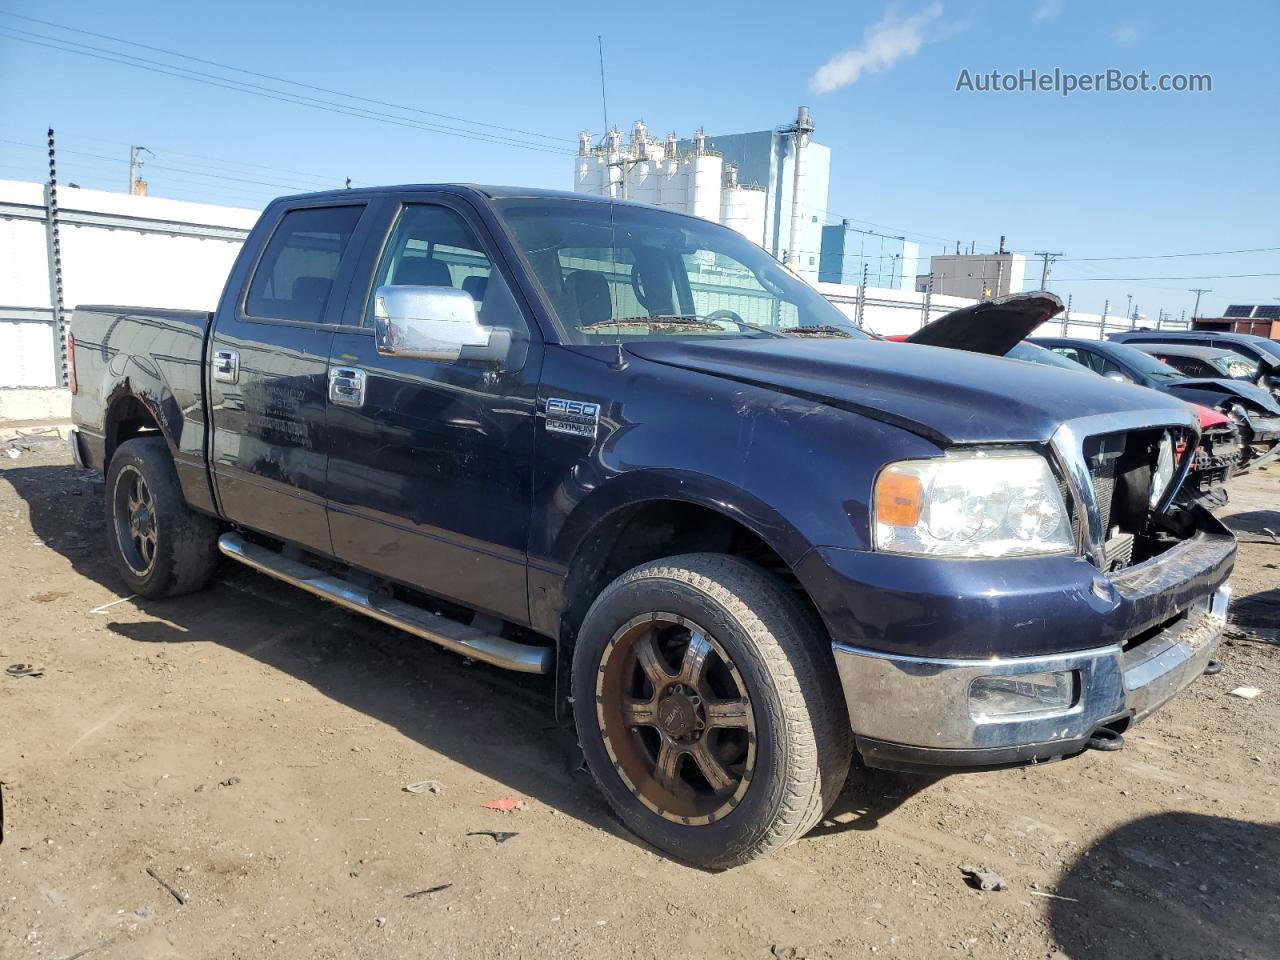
xmin=69 ymin=185 xmax=1236 ymax=868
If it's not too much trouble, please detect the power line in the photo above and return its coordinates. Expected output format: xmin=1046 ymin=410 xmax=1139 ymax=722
xmin=1060 ymin=245 xmax=1280 ymax=261
xmin=1047 ymin=273 xmax=1280 ymax=282
xmin=0 ymin=10 xmax=575 ymax=145
xmin=1 ymin=125 xmax=372 ymax=188
xmin=0 ymin=27 xmax=573 ymax=156
xmin=0 ymin=138 xmax=317 ymax=192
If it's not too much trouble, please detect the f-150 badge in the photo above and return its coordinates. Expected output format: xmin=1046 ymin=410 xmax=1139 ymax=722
xmin=546 ymin=397 xmax=601 ymax=439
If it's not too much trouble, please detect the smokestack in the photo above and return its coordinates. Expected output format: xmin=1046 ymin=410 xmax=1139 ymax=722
xmin=998 ymin=235 xmax=1006 ymax=254
xmin=785 ymin=106 xmax=816 ymax=272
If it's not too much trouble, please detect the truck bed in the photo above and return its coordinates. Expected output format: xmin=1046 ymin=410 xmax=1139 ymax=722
xmin=70 ymin=304 xmax=215 ymax=513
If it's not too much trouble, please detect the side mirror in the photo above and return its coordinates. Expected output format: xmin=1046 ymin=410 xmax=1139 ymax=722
xmin=373 ymin=285 xmax=510 ymax=363
xmin=1104 ymin=371 xmax=1132 ymax=384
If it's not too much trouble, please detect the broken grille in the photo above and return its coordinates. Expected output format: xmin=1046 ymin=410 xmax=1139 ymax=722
xmin=1079 ymin=427 xmax=1195 ymax=572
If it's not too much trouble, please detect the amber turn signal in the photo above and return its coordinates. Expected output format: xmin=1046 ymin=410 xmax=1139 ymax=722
xmin=875 ymin=468 xmax=923 ymax=528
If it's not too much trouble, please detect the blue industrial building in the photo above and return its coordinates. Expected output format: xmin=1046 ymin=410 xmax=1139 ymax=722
xmin=818 ymin=222 xmax=920 ymax=291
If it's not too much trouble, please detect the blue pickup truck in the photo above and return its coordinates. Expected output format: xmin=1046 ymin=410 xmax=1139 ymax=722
xmin=69 ymin=186 xmax=1235 ymax=867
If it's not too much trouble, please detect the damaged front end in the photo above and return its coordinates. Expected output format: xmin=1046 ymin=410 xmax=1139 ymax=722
xmin=827 ymin=404 xmax=1236 ymax=774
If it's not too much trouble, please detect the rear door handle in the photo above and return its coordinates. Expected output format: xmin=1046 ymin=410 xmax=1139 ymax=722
xmin=329 ymin=366 xmax=367 ymax=408
xmin=213 ymin=349 xmax=239 ymax=384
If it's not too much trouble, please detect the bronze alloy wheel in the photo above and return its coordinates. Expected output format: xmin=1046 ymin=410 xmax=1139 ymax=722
xmin=595 ymin=612 xmax=757 ymax=826
xmin=113 ymin=463 xmax=158 ymax=576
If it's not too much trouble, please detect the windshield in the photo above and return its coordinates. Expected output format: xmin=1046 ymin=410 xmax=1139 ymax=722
xmin=1212 ymin=352 xmax=1259 ymax=379
xmin=1006 ymin=340 xmax=1092 ymax=372
xmin=494 ymin=198 xmax=868 ymax=345
xmin=1108 ymin=343 xmax=1187 ymax=381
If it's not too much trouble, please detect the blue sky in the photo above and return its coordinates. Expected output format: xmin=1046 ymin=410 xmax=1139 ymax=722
xmin=1 ymin=0 xmax=1277 ymax=319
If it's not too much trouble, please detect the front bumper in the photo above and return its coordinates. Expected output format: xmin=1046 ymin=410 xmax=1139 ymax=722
xmin=836 ymin=584 xmax=1229 ymax=772
xmin=822 ymin=520 xmax=1235 ymax=773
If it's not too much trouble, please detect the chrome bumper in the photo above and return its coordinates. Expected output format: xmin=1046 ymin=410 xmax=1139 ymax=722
xmin=834 ymin=583 xmax=1230 ymax=771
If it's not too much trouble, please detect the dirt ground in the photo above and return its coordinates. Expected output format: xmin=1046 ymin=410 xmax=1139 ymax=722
xmin=1 ymin=441 xmax=1277 ymax=960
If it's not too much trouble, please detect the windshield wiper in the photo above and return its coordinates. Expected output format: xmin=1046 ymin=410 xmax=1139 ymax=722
xmin=580 ymin=315 xmax=723 ymax=332
xmin=785 ymin=324 xmax=852 ymax=338
xmin=579 ymin=314 xmax=783 ymax=337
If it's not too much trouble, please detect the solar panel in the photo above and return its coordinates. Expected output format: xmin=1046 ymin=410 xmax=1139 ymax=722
xmin=1254 ymin=305 xmax=1280 ymax=319
xmin=1223 ymin=304 xmax=1255 ymax=317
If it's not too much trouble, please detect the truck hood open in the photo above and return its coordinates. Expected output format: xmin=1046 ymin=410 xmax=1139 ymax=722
xmin=626 ymin=337 xmax=1191 ymax=446
xmin=901 ymin=292 xmax=1064 ymax=356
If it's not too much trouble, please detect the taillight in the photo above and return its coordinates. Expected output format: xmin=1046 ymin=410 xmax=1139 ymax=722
xmin=67 ymin=329 xmax=78 ymax=394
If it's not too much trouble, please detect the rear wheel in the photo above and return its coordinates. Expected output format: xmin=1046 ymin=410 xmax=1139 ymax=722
xmin=572 ymin=554 xmax=851 ymax=868
xmin=105 ymin=437 xmax=220 ymax=598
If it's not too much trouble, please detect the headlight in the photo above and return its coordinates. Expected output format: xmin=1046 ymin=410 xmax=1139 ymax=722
xmin=873 ymin=450 xmax=1073 ymax=557
xmin=1149 ymin=431 xmax=1175 ymax=508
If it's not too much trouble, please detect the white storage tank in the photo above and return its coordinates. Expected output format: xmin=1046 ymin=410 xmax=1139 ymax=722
xmin=657 ymin=156 xmax=688 ymax=212
xmin=686 ymin=128 xmax=722 ymax=222
xmin=720 ymin=167 xmax=767 ymax=247
xmin=628 ymin=158 xmax=659 ymax=206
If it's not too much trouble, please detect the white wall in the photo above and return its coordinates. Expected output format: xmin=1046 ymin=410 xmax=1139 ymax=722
xmin=0 ymin=179 xmax=257 ymax=390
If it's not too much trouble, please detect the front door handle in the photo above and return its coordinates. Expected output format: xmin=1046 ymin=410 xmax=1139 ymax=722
xmin=213 ymin=349 xmax=239 ymax=384
xmin=329 ymin=366 xmax=367 ymax=408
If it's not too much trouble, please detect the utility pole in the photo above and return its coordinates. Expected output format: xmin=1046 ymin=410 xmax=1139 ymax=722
xmin=1124 ymin=293 xmax=1133 ymax=323
xmin=1034 ymin=251 xmax=1062 ymax=290
xmin=921 ymin=272 xmax=934 ymax=327
xmin=128 ymin=145 xmax=153 ymax=195
xmin=1188 ymin=287 xmax=1211 ymax=325
xmin=46 ymin=128 xmax=68 ymax=388
xmin=1101 ymin=299 xmax=1110 ymax=334
xmin=854 ymin=262 xmax=868 ymax=329
xmin=1062 ymin=293 xmax=1072 ymax=334
xmin=1130 ymin=302 xmax=1139 ymax=329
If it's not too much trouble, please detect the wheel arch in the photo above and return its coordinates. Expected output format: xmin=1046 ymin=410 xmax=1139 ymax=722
xmin=551 ymin=473 xmax=833 ymax=717
xmin=103 ymin=389 xmax=166 ymax=467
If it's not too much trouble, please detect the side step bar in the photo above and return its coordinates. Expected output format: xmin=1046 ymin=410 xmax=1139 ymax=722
xmin=217 ymin=533 xmax=551 ymax=675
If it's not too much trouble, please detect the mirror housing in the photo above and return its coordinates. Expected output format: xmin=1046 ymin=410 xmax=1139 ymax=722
xmin=373 ymin=285 xmax=509 ymax=364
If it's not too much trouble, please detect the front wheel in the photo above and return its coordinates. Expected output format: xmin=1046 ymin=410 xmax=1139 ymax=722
xmin=572 ymin=554 xmax=851 ymax=868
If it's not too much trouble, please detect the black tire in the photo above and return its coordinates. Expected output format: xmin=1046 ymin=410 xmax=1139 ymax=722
xmin=572 ymin=553 xmax=852 ymax=868
xmin=104 ymin=437 xmax=220 ymax=598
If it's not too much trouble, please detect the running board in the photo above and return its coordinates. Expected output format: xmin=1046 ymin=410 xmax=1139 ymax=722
xmin=217 ymin=533 xmax=551 ymax=675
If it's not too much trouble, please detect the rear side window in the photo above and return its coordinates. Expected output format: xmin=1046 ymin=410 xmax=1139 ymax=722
xmin=246 ymin=205 xmax=364 ymax=324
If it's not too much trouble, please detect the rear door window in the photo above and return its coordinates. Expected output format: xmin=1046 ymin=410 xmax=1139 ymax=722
xmin=246 ymin=205 xmax=365 ymax=324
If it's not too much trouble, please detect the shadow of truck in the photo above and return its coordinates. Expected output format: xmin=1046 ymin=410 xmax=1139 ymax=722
xmin=1048 ymin=812 xmax=1280 ymax=959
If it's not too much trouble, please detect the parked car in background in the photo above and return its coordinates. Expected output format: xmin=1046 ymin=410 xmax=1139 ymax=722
xmin=1132 ymin=344 xmax=1260 ymax=382
xmin=1031 ymin=337 xmax=1280 ymax=471
xmin=1108 ymin=329 xmax=1280 ymax=398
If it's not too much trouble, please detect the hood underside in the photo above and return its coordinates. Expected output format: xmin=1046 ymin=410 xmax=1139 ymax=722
xmin=902 ymin=292 xmax=1065 ymax=356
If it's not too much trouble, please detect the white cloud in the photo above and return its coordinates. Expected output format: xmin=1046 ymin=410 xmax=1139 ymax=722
xmin=1032 ymin=0 xmax=1062 ymax=22
xmin=1110 ymin=23 xmax=1140 ymax=46
xmin=810 ymin=3 xmax=946 ymax=94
